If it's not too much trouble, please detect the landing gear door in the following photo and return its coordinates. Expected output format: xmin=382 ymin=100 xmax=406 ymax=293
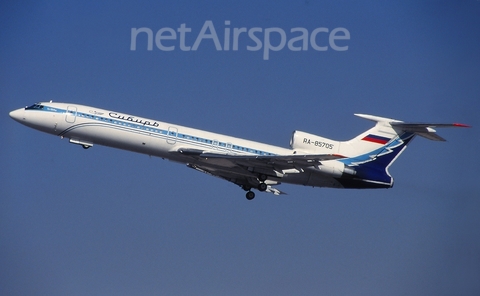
xmin=65 ymin=106 xmax=77 ymax=123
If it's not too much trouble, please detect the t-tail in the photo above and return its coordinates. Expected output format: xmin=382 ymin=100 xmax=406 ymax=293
xmin=337 ymin=114 xmax=471 ymax=188
xmin=290 ymin=114 xmax=470 ymax=189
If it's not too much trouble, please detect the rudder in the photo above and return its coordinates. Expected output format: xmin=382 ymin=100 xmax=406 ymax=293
xmin=335 ymin=114 xmax=415 ymax=188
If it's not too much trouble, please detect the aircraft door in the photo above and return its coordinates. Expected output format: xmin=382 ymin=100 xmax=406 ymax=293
xmin=226 ymin=143 xmax=233 ymax=154
xmin=167 ymin=126 xmax=178 ymax=144
xmin=212 ymin=140 xmax=232 ymax=153
xmin=65 ymin=106 xmax=77 ymax=123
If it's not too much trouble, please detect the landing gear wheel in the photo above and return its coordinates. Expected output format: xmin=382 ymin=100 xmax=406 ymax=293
xmin=242 ymin=185 xmax=252 ymax=191
xmin=258 ymin=182 xmax=268 ymax=192
xmin=258 ymin=174 xmax=267 ymax=182
xmin=246 ymin=191 xmax=255 ymax=200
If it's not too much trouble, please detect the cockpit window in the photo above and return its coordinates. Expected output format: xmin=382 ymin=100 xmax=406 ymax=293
xmin=26 ymin=104 xmax=44 ymax=110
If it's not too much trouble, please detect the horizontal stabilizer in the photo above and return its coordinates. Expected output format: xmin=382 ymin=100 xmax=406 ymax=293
xmin=354 ymin=113 xmax=402 ymax=123
xmin=391 ymin=122 xmax=470 ymax=141
xmin=353 ymin=114 xmax=469 ymax=142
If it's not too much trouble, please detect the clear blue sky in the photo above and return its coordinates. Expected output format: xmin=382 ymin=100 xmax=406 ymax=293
xmin=1 ymin=1 xmax=479 ymax=295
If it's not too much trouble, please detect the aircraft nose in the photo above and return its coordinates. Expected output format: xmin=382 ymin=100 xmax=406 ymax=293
xmin=9 ymin=108 xmax=25 ymax=122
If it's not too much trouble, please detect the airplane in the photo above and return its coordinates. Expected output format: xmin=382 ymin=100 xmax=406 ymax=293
xmin=9 ymin=101 xmax=469 ymax=200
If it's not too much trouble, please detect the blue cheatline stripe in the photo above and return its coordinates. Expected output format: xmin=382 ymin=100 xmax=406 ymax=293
xmin=34 ymin=106 xmax=277 ymax=156
xmin=339 ymin=133 xmax=415 ymax=184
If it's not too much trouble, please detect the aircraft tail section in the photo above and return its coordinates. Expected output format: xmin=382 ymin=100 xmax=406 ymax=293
xmin=339 ymin=114 xmax=404 ymax=157
xmin=333 ymin=114 xmax=469 ymax=188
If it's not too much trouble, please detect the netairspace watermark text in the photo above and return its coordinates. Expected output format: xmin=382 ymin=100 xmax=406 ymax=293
xmin=130 ymin=20 xmax=350 ymax=60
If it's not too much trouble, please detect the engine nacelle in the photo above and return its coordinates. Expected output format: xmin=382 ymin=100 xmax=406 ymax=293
xmin=315 ymin=161 xmax=356 ymax=177
xmin=290 ymin=131 xmax=355 ymax=177
xmin=290 ymin=130 xmax=340 ymax=154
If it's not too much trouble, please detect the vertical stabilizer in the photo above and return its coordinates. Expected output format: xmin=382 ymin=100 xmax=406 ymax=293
xmin=334 ymin=114 xmax=413 ymax=188
xmin=333 ymin=114 xmax=469 ymax=188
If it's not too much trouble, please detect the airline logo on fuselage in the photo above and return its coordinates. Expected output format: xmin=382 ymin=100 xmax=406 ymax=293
xmin=109 ymin=112 xmax=160 ymax=127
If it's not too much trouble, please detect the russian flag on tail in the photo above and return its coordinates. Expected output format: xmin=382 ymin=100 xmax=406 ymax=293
xmin=361 ymin=134 xmax=390 ymax=144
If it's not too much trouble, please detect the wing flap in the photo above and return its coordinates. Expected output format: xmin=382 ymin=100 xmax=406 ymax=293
xmin=186 ymin=163 xmax=287 ymax=196
xmin=265 ymin=185 xmax=286 ymax=196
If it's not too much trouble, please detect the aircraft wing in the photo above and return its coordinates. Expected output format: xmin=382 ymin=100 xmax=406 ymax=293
xmin=179 ymin=148 xmax=344 ymax=169
xmin=199 ymin=152 xmax=343 ymax=167
xmin=177 ymin=148 xmax=344 ymax=195
xmin=187 ymin=162 xmax=287 ymax=195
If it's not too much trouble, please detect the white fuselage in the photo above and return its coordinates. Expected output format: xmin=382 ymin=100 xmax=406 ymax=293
xmin=10 ymin=102 xmax=345 ymax=189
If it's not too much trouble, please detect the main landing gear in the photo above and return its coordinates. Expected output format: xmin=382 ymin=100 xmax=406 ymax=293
xmin=258 ymin=174 xmax=267 ymax=182
xmin=243 ymin=180 xmax=268 ymax=200
xmin=257 ymin=182 xmax=267 ymax=192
